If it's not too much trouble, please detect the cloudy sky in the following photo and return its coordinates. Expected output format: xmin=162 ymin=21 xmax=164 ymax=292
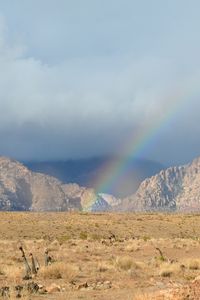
xmin=0 ymin=0 xmax=200 ymax=164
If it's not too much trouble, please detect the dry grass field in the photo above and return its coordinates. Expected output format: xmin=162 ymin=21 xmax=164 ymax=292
xmin=1 ymin=212 xmax=200 ymax=299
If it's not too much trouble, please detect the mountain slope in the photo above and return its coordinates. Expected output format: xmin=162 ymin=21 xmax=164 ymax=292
xmin=121 ymin=157 xmax=200 ymax=211
xmin=0 ymin=157 xmax=120 ymax=212
xmin=0 ymin=157 xmax=70 ymax=211
xmin=4 ymin=155 xmax=200 ymax=212
xmin=24 ymin=156 xmax=164 ymax=197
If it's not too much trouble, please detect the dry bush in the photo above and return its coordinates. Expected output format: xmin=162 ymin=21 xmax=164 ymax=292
xmin=79 ymin=231 xmax=88 ymax=240
xmin=125 ymin=242 xmax=141 ymax=252
xmin=97 ymin=262 xmax=113 ymax=272
xmin=159 ymin=262 xmax=181 ymax=278
xmin=39 ymin=262 xmax=78 ymax=281
xmin=160 ymin=269 xmax=173 ymax=278
xmin=115 ymin=256 xmax=141 ymax=271
xmin=187 ymin=259 xmax=200 ymax=270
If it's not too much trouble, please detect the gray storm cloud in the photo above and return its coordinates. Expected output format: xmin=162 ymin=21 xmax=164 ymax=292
xmin=0 ymin=1 xmax=199 ymax=164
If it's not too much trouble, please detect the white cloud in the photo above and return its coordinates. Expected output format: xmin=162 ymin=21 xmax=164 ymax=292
xmin=0 ymin=2 xmax=199 ymax=163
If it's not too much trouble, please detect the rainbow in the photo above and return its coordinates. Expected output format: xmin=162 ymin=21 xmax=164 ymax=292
xmin=83 ymin=84 xmax=193 ymax=210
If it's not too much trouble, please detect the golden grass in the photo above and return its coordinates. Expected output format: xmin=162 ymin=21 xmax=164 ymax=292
xmin=115 ymin=256 xmax=141 ymax=271
xmin=0 ymin=213 xmax=200 ymax=299
xmin=4 ymin=266 xmax=22 ymax=282
xmin=39 ymin=262 xmax=78 ymax=281
xmin=187 ymin=258 xmax=200 ymax=270
xmin=159 ymin=262 xmax=183 ymax=278
xmin=97 ymin=262 xmax=113 ymax=272
xmin=125 ymin=242 xmax=141 ymax=252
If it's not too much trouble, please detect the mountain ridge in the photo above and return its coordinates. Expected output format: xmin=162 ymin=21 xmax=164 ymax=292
xmin=120 ymin=157 xmax=200 ymax=212
xmin=1 ymin=155 xmax=200 ymax=212
xmin=24 ymin=156 xmax=164 ymax=198
xmin=0 ymin=156 xmax=120 ymax=211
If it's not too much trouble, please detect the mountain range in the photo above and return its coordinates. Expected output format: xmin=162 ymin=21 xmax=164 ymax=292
xmin=1 ymin=155 xmax=200 ymax=212
xmin=0 ymin=157 xmax=120 ymax=211
xmin=24 ymin=156 xmax=164 ymax=198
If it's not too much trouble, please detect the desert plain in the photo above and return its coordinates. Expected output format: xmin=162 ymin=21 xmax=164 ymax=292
xmin=1 ymin=212 xmax=200 ymax=299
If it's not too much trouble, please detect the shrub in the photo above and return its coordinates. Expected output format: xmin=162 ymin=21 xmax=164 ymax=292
xmin=159 ymin=262 xmax=181 ymax=278
xmin=115 ymin=256 xmax=139 ymax=271
xmin=188 ymin=259 xmax=200 ymax=270
xmin=79 ymin=231 xmax=88 ymax=240
xmin=39 ymin=262 xmax=78 ymax=281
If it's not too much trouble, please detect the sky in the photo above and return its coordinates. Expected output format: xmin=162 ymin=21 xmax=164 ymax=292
xmin=0 ymin=0 xmax=200 ymax=164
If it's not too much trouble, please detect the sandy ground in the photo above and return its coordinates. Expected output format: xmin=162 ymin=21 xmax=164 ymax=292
xmin=0 ymin=212 xmax=200 ymax=299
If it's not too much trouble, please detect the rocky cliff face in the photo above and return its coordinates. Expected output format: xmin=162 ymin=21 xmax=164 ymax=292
xmin=0 ymin=157 xmax=71 ymax=211
xmin=121 ymin=157 xmax=200 ymax=211
xmin=0 ymin=157 xmax=120 ymax=212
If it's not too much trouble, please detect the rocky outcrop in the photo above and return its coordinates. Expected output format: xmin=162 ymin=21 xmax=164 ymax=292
xmin=121 ymin=157 xmax=200 ymax=212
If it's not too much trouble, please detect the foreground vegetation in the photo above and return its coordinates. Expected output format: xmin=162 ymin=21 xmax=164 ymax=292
xmin=1 ymin=212 xmax=200 ymax=299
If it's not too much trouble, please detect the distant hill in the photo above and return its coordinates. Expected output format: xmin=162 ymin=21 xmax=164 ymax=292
xmin=120 ymin=157 xmax=200 ymax=212
xmin=24 ymin=156 xmax=165 ymax=197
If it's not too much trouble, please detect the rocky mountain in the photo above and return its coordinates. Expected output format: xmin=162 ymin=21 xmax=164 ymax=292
xmin=25 ymin=156 xmax=164 ymax=197
xmin=120 ymin=157 xmax=200 ymax=212
xmin=98 ymin=193 xmax=121 ymax=207
xmin=0 ymin=157 xmax=120 ymax=211
xmin=0 ymin=157 xmax=70 ymax=211
xmin=3 ymin=155 xmax=200 ymax=212
xmin=62 ymin=184 xmax=120 ymax=212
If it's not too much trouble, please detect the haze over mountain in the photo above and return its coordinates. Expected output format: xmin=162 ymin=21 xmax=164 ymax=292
xmin=24 ymin=156 xmax=164 ymax=197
